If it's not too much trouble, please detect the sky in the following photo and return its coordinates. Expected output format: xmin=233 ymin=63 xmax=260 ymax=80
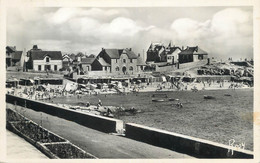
xmin=7 ymin=7 xmax=253 ymax=60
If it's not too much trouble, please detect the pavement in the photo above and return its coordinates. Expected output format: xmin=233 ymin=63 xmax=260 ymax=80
xmin=6 ymin=130 xmax=48 ymax=159
xmin=6 ymin=103 xmax=194 ymax=159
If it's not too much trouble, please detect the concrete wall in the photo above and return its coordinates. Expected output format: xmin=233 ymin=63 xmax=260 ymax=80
xmin=155 ymin=64 xmax=178 ymax=72
xmin=125 ymin=123 xmax=253 ymax=158
xmin=6 ymin=94 xmax=124 ymax=133
xmin=155 ymin=60 xmax=207 ymax=72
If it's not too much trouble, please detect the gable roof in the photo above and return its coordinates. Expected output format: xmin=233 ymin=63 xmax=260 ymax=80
xmin=102 ymin=48 xmax=138 ymax=59
xmin=30 ymin=51 xmax=62 ymax=60
xmin=6 ymin=46 xmax=16 ymax=52
xmin=166 ymin=47 xmax=181 ymax=55
xmin=81 ymin=57 xmax=95 ymax=64
xmin=97 ymin=58 xmax=111 ymax=66
xmin=179 ymin=46 xmax=208 ymax=55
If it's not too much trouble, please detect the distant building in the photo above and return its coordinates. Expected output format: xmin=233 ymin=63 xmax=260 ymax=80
xmin=146 ymin=42 xmax=165 ymax=62
xmin=146 ymin=42 xmax=208 ymax=65
xmin=6 ymin=46 xmax=23 ymax=67
xmin=62 ymin=54 xmax=73 ymax=70
xmin=80 ymin=57 xmax=96 ymax=72
xmin=178 ymin=46 xmax=208 ymax=64
xmin=146 ymin=42 xmax=181 ymax=64
xmin=92 ymin=48 xmax=141 ymax=75
xmin=27 ymin=45 xmax=62 ymax=71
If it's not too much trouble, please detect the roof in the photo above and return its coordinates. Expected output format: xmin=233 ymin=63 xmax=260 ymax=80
xmin=102 ymin=48 xmax=138 ymax=59
xmin=179 ymin=46 xmax=208 ymax=55
xmin=30 ymin=51 xmax=62 ymax=60
xmin=81 ymin=57 xmax=95 ymax=64
xmin=97 ymin=58 xmax=111 ymax=66
xmin=13 ymin=51 xmax=23 ymax=60
xmin=6 ymin=46 xmax=16 ymax=52
xmin=166 ymin=47 xmax=181 ymax=55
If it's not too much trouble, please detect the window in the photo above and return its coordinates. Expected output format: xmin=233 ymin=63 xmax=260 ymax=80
xmin=105 ymin=66 xmax=107 ymax=71
xmin=116 ymin=66 xmax=119 ymax=71
xmin=116 ymin=59 xmax=118 ymax=63
xmin=46 ymin=57 xmax=50 ymax=62
xmin=129 ymin=66 xmax=133 ymax=71
xmin=123 ymin=59 xmax=126 ymax=63
xmin=54 ymin=65 xmax=57 ymax=71
xmin=45 ymin=65 xmax=51 ymax=71
xmin=130 ymin=59 xmax=133 ymax=63
xmin=38 ymin=65 xmax=41 ymax=71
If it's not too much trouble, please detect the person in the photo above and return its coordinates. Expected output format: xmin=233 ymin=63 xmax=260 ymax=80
xmin=107 ymin=107 xmax=112 ymax=115
xmin=176 ymin=102 xmax=183 ymax=108
xmin=98 ymin=99 xmax=102 ymax=106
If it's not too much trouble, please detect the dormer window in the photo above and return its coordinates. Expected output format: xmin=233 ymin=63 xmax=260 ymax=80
xmin=46 ymin=57 xmax=50 ymax=62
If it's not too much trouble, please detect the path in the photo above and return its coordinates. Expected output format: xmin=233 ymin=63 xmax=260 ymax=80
xmin=6 ymin=130 xmax=48 ymax=159
xmin=7 ymin=103 xmax=193 ymax=159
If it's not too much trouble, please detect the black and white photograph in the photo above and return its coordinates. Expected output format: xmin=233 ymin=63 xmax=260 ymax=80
xmin=1 ymin=0 xmax=259 ymax=162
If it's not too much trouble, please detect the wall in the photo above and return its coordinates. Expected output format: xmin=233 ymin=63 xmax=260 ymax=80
xmin=6 ymin=94 xmax=124 ymax=133
xmin=33 ymin=60 xmax=62 ymax=71
xmin=155 ymin=64 xmax=178 ymax=72
xmin=111 ymin=54 xmax=137 ymax=75
xmin=125 ymin=123 xmax=253 ymax=158
xmin=179 ymin=60 xmax=207 ymax=69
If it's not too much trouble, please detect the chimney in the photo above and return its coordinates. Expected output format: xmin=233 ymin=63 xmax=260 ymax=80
xmin=129 ymin=48 xmax=132 ymax=51
xmin=102 ymin=47 xmax=104 ymax=51
xmin=14 ymin=46 xmax=16 ymax=50
xmin=187 ymin=46 xmax=189 ymax=49
xmin=196 ymin=46 xmax=198 ymax=52
xmin=138 ymin=53 xmax=140 ymax=57
xmin=182 ymin=46 xmax=184 ymax=50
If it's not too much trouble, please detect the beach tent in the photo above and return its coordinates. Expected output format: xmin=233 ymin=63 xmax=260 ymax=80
xmin=89 ymin=84 xmax=97 ymax=90
xmin=161 ymin=76 xmax=167 ymax=83
xmin=64 ymin=83 xmax=78 ymax=92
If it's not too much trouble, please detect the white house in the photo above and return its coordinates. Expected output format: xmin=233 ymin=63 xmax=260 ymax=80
xmin=27 ymin=45 xmax=63 ymax=71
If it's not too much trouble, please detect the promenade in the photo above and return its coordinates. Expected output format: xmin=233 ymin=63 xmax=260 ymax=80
xmin=6 ymin=103 xmax=193 ymax=159
xmin=6 ymin=130 xmax=48 ymax=159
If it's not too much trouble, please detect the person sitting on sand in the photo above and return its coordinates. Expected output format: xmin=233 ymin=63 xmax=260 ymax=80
xmin=177 ymin=102 xmax=183 ymax=108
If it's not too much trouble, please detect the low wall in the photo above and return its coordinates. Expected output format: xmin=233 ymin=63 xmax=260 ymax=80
xmin=179 ymin=60 xmax=207 ymax=69
xmin=6 ymin=94 xmax=124 ymax=133
xmin=155 ymin=64 xmax=178 ymax=72
xmin=196 ymin=75 xmax=232 ymax=81
xmin=6 ymin=108 xmax=97 ymax=159
xmin=125 ymin=123 xmax=253 ymax=158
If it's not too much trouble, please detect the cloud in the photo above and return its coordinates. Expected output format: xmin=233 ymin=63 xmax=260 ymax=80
xmin=7 ymin=7 xmax=253 ymax=60
xmin=168 ymin=8 xmax=252 ymax=59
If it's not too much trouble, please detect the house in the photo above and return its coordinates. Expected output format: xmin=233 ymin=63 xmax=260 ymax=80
xmin=80 ymin=57 xmax=96 ymax=72
xmin=92 ymin=48 xmax=141 ymax=75
xmin=62 ymin=54 xmax=73 ymax=70
xmin=146 ymin=43 xmax=165 ymax=62
xmin=27 ymin=45 xmax=62 ymax=71
xmin=162 ymin=43 xmax=181 ymax=64
xmin=146 ymin=42 xmax=181 ymax=64
xmin=6 ymin=46 xmax=23 ymax=67
xmin=178 ymin=46 xmax=208 ymax=64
